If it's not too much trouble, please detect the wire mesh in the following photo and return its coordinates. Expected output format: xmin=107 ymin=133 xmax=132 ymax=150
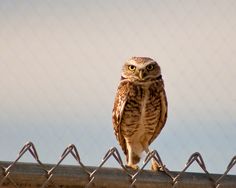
xmin=0 ymin=141 xmax=235 ymax=188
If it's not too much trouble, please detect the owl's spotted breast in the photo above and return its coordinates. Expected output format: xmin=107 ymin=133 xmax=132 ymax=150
xmin=120 ymin=80 xmax=166 ymax=143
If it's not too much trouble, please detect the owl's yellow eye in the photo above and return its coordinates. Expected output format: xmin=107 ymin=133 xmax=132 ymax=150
xmin=146 ymin=64 xmax=154 ymax=71
xmin=128 ymin=65 xmax=136 ymax=71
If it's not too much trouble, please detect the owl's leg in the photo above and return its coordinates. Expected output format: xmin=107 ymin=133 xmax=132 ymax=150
xmin=145 ymin=147 xmax=161 ymax=171
xmin=125 ymin=143 xmax=139 ymax=170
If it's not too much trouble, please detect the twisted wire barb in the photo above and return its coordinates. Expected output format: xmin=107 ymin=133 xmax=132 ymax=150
xmin=0 ymin=142 xmax=47 ymax=187
xmin=173 ymin=152 xmax=215 ymax=187
xmin=5 ymin=142 xmax=46 ymax=173
xmin=216 ymin=155 xmax=236 ymax=188
xmin=130 ymin=150 xmax=173 ymax=187
xmin=41 ymin=144 xmax=91 ymax=188
xmin=86 ymin=147 xmax=132 ymax=187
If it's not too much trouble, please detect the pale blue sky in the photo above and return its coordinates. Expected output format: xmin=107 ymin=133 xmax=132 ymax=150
xmin=0 ymin=0 xmax=235 ymax=174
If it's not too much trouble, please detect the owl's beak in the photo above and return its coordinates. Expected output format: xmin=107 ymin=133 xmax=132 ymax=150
xmin=139 ymin=70 xmax=145 ymax=80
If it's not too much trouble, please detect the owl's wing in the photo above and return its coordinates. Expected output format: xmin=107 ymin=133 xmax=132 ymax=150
xmin=112 ymin=81 xmax=130 ymax=155
xmin=148 ymin=88 xmax=168 ymax=145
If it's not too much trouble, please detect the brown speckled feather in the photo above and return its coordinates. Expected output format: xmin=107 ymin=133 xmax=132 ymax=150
xmin=112 ymin=80 xmax=131 ymax=155
xmin=148 ymin=85 xmax=168 ymax=145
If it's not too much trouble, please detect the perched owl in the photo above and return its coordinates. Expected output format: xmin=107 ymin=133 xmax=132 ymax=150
xmin=112 ymin=57 xmax=167 ymax=170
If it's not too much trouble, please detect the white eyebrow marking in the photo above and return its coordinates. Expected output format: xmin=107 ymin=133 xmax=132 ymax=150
xmin=128 ymin=60 xmax=156 ymax=69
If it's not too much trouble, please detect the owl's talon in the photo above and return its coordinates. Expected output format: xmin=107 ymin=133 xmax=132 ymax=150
xmin=151 ymin=160 xmax=162 ymax=171
xmin=125 ymin=164 xmax=139 ymax=170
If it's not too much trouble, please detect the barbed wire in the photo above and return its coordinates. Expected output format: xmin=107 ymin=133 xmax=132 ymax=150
xmin=0 ymin=141 xmax=235 ymax=188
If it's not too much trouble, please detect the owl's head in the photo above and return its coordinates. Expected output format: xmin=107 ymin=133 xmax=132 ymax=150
xmin=121 ymin=57 xmax=161 ymax=82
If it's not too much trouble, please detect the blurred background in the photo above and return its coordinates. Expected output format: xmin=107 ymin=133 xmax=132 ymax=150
xmin=0 ymin=0 xmax=235 ymax=174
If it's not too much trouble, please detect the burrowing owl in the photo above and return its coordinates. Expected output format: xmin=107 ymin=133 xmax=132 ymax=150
xmin=112 ymin=57 xmax=167 ymax=170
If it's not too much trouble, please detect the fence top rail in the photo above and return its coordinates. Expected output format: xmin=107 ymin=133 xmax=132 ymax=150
xmin=0 ymin=161 xmax=236 ymax=188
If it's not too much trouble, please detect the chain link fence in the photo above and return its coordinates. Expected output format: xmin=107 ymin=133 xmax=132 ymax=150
xmin=1 ymin=142 xmax=236 ymax=187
